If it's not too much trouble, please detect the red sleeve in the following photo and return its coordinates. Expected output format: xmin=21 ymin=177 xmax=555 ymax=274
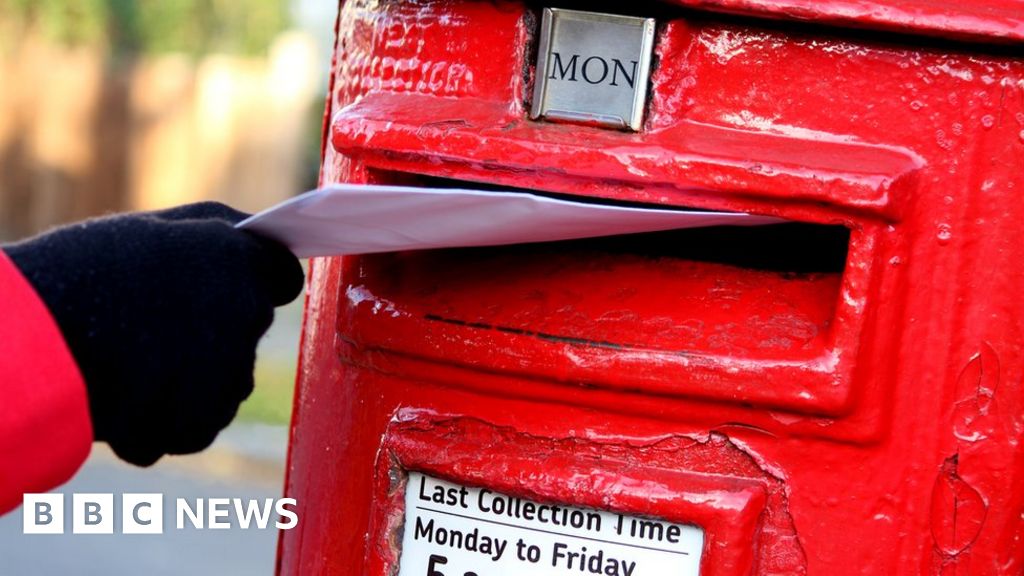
xmin=0 ymin=251 xmax=92 ymax=515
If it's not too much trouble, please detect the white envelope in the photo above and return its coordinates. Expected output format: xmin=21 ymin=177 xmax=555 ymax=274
xmin=237 ymin=184 xmax=783 ymax=259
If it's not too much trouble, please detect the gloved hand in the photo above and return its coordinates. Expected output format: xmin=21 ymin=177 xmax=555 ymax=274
xmin=3 ymin=202 xmax=304 ymax=466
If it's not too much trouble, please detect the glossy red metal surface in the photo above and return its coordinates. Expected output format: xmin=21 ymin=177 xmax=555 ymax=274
xmin=279 ymin=1 xmax=1024 ymax=574
xmin=664 ymin=0 xmax=1024 ymax=44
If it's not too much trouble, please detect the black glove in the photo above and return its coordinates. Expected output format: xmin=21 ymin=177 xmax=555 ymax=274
xmin=3 ymin=202 xmax=304 ymax=466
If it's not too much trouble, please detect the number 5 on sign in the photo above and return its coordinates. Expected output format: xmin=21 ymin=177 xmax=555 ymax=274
xmin=427 ymin=554 xmax=478 ymax=576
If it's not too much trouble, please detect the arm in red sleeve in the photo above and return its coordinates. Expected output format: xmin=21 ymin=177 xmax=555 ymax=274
xmin=0 ymin=251 xmax=92 ymax=515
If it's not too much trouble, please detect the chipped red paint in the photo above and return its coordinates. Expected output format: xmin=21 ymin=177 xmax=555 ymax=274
xmin=278 ymin=1 xmax=1024 ymax=574
xmin=367 ymin=413 xmax=792 ymax=575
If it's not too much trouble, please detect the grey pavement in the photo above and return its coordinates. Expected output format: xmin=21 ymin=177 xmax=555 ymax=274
xmin=0 ymin=424 xmax=290 ymax=576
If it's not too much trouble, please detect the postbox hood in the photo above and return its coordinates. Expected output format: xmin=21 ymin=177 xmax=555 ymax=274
xmin=664 ymin=0 xmax=1024 ymax=44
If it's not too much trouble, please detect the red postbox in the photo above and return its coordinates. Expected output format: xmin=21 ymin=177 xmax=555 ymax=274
xmin=278 ymin=1 xmax=1024 ymax=574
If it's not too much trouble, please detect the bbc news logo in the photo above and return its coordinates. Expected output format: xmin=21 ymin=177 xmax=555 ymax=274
xmin=23 ymin=493 xmax=298 ymax=534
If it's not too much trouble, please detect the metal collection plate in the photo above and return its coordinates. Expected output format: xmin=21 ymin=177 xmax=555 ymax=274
xmin=531 ymin=8 xmax=656 ymax=132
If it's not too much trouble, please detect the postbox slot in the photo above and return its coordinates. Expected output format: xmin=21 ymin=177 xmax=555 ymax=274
xmin=570 ymin=224 xmax=849 ymax=273
xmin=379 ymin=171 xmax=851 ymax=274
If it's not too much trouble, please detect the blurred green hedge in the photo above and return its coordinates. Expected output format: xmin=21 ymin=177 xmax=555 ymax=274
xmin=2 ymin=0 xmax=290 ymax=56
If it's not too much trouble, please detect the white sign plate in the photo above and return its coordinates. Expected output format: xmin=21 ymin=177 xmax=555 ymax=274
xmin=398 ymin=472 xmax=704 ymax=576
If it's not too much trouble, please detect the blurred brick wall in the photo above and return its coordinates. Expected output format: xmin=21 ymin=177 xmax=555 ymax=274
xmin=0 ymin=31 xmax=321 ymax=241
